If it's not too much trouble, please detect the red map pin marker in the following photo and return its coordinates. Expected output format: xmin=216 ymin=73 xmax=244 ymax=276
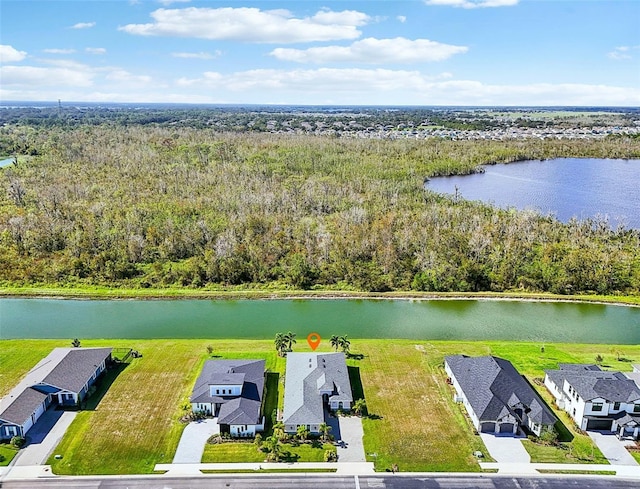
xmin=307 ymin=332 xmax=321 ymax=351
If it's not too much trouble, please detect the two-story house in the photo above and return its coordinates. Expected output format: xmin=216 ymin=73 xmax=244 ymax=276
xmin=544 ymin=364 xmax=640 ymax=439
xmin=190 ymin=359 xmax=265 ymax=437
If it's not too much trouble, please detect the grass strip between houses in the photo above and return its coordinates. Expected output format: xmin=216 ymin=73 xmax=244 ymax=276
xmin=1 ymin=339 xmax=638 ymax=474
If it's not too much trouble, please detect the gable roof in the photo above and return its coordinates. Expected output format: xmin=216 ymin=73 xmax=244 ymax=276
xmin=0 ymin=347 xmax=112 ymax=427
xmin=545 ymin=364 xmax=640 ymax=403
xmin=190 ymin=359 xmax=265 ymax=425
xmin=40 ymin=348 xmax=112 ymax=393
xmin=446 ymin=355 xmax=557 ymax=426
xmin=0 ymin=387 xmax=48 ymax=426
xmin=282 ymin=352 xmax=353 ymax=427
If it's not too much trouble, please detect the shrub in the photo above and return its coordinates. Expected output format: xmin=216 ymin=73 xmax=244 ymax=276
xmin=254 ymin=433 xmax=263 ymax=448
xmin=10 ymin=436 xmax=25 ymax=448
xmin=0 ymin=454 xmax=6 ymax=463
xmin=324 ymin=449 xmax=338 ymax=462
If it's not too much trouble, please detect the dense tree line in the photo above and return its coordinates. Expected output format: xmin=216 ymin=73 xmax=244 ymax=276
xmin=0 ymin=124 xmax=639 ymax=295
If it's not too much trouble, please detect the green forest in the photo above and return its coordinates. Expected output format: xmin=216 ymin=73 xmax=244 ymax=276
xmin=1 ymin=123 xmax=639 ymax=295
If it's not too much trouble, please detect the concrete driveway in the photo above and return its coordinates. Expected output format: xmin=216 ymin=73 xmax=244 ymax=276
xmin=173 ymin=418 xmax=220 ymax=464
xmin=336 ymin=416 xmax=366 ymax=462
xmin=480 ymin=433 xmax=530 ymax=464
xmin=14 ymin=410 xmax=77 ymax=466
xmin=588 ymin=431 xmax=638 ymax=466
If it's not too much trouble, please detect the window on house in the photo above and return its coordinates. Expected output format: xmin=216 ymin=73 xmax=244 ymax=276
xmin=634 ymin=404 xmax=640 ymax=413
xmin=573 ymin=408 xmax=576 ymax=416
xmin=592 ymin=402 xmax=603 ymax=412
xmin=613 ymin=402 xmax=621 ymax=410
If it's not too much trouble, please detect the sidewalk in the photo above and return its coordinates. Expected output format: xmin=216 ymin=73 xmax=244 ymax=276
xmin=479 ymin=462 xmax=640 ymax=477
xmin=154 ymin=461 xmax=376 ymax=475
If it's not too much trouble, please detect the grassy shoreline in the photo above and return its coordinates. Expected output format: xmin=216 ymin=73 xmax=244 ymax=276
xmin=1 ymin=286 xmax=639 ymax=306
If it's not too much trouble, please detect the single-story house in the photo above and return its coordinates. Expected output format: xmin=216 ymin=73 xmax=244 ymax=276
xmin=0 ymin=347 xmax=112 ymax=440
xmin=191 ymin=359 xmax=265 ymax=437
xmin=445 ymin=355 xmax=557 ymax=436
xmin=544 ymin=363 xmax=640 ymax=439
xmin=282 ymin=352 xmax=353 ymax=434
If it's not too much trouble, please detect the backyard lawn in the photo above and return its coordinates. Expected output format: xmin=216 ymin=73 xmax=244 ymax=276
xmin=1 ymin=339 xmax=638 ymax=474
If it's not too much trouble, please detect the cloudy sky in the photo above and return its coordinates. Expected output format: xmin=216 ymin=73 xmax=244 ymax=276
xmin=1 ymin=0 xmax=639 ymax=106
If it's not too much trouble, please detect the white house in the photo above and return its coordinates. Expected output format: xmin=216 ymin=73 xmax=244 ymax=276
xmin=0 ymin=347 xmax=112 ymax=440
xmin=445 ymin=355 xmax=557 ymax=436
xmin=191 ymin=359 xmax=265 ymax=437
xmin=544 ymin=364 xmax=640 ymax=439
xmin=282 ymin=352 xmax=353 ymax=434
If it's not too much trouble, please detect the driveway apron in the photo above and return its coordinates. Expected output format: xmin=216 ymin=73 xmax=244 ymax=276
xmin=588 ymin=431 xmax=638 ymax=466
xmin=336 ymin=416 xmax=366 ymax=462
xmin=480 ymin=433 xmax=530 ymax=464
xmin=14 ymin=410 xmax=77 ymax=466
xmin=173 ymin=418 xmax=220 ymax=464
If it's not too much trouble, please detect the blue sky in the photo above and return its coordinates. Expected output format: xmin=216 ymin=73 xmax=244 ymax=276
xmin=1 ymin=0 xmax=639 ymax=105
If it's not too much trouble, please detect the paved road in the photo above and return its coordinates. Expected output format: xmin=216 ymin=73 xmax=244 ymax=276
xmin=172 ymin=418 xmax=220 ymax=464
xmin=2 ymin=474 xmax=639 ymax=489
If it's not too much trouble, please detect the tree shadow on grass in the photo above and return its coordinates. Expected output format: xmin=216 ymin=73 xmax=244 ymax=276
xmin=262 ymin=372 xmax=280 ymax=435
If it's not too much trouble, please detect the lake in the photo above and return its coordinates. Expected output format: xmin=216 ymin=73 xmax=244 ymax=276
xmin=0 ymin=158 xmax=15 ymax=168
xmin=1 ymin=298 xmax=638 ymax=344
xmin=426 ymin=158 xmax=640 ymax=229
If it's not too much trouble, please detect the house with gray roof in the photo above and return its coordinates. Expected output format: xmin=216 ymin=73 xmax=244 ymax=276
xmin=282 ymin=352 xmax=353 ymax=434
xmin=544 ymin=364 xmax=640 ymax=439
xmin=191 ymin=359 xmax=265 ymax=437
xmin=445 ymin=355 xmax=557 ymax=436
xmin=0 ymin=347 xmax=112 ymax=440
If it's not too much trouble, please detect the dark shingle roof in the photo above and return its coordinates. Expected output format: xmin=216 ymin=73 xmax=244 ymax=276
xmin=545 ymin=364 xmax=640 ymax=402
xmin=0 ymin=387 xmax=48 ymax=425
xmin=41 ymin=348 xmax=112 ymax=393
xmin=446 ymin=355 xmax=557 ymax=426
xmin=190 ymin=359 xmax=265 ymax=425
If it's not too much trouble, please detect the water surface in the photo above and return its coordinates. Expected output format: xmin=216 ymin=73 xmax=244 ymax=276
xmin=1 ymin=298 xmax=638 ymax=344
xmin=426 ymin=158 xmax=640 ymax=229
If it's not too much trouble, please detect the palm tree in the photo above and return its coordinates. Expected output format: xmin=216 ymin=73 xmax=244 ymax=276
xmin=353 ymin=398 xmax=366 ymax=416
xmin=296 ymin=425 xmax=310 ymax=441
xmin=263 ymin=435 xmax=282 ymax=462
xmin=319 ymin=422 xmax=331 ymax=442
xmin=338 ymin=335 xmax=350 ymax=354
xmin=274 ymin=333 xmax=287 ymax=357
xmin=71 ymin=338 xmax=81 ymax=348
xmin=283 ymin=331 xmax=297 ymax=353
xmin=273 ymin=421 xmax=287 ymax=441
xmin=330 ymin=335 xmax=340 ymax=351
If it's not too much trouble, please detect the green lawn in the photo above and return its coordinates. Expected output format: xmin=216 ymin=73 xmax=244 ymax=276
xmin=202 ymin=441 xmax=335 ymax=463
xmin=0 ymin=444 xmax=19 ymax=466
xmin=2 ymin=339 xmax=639 ymax=474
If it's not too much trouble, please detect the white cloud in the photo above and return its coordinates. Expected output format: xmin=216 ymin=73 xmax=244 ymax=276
xmin=86 ymin=48 xmax=107 ymax=55
xmin=425 ymin=0 xmax=518 ymax=8
xmin=104 ymin=69 xmax=152 ymax=84
xmin=172 ymin=51 xmax=220 ymax=59
xmin=119 ymin=7 xmax=370 ymax=42
xmin=608 ymin=46 xmax=639 ymax=60
xmin=397 ymin=16 xmax=407 ymax=23
xmin=43 ymin=48 xmax=76 ymax=54
xmin=0 ymin=65 xmax=94 ymax=87
xmin=71 ymin=22 xmax=96 ymax=29
xmin=0 ymin=45 xmax=27 ymax=62
xmin=173 ymin=68 xmax=640 ymax=106
xmin=270 ymin=38 xmax=468 ymax=64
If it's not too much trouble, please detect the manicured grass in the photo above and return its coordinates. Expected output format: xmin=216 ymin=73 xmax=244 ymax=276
xmin=0 ymin=444 xmax=19 ymax=466
xmin=2 ymin=339 xmax=640 ymax=474
xmin=629 ymin=449 xmax=640 ymax=464
xmin=521 ymin=440 xmax=608 ymax=464
xmin=202 ymin=441 xmax=335 ymax=463
xmin=201 ymin=468 xmax=337 ymax=473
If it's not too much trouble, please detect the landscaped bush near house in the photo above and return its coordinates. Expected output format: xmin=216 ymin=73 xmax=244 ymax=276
xmin=10 ymin=436 xmax=25 ymax=448
xmin=324 ymin=449 xmax=338 ymax=462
